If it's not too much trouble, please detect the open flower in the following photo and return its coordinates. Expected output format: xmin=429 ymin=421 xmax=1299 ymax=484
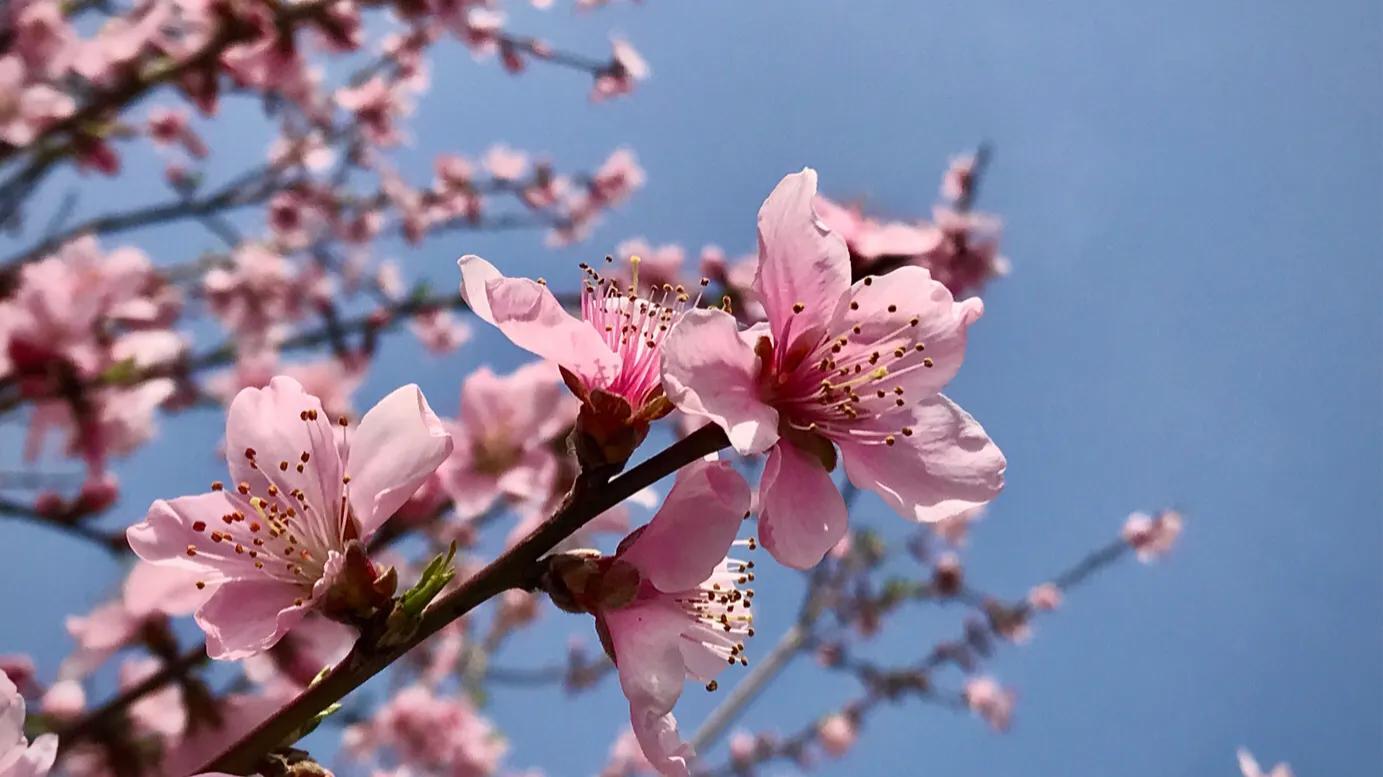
xmin=661 ymin=169 xmax=1006 ymax=568
xmin=126 ymin=376 xmax=453 ymax=659
xmin=459 ymin=253 xmax=700 ymax=466
xmin=1 ymin=670 xmax=57 ymax=777
xmin=438 ymin=361 xmax=577 ymax=519
xmin=543 ymin=460 xmax=754 ymax=775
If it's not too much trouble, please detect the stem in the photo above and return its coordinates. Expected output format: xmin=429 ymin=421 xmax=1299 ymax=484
xmin=199 ymin=424 xmax=731 ymax=774
xmin=54 ymin=645 xmax=209 ymax=745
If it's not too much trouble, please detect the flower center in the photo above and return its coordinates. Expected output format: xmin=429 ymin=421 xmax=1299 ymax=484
xmin=183 ymin=408 xmax=354 ymax=602
xmin=577 ymin=256 xmax=706 ymax=409
xmin=765 ymin=281 xmax=937 ymax=447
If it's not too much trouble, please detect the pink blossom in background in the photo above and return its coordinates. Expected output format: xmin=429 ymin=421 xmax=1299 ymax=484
xmin=613 ymin=238 xmax=687 ymax=290
xmin=589 ymin=148 xmax=646 ymax=207
xmin=146 ymin=106 xmax=208 ymax=158
xmin=126 ymin=376 xmax=452 ymax=659
xmin=120 ymin=658 xmax=187 ymax=740
xmin=592 ymin=39 xmax=650 ymax=101
xmin=1237 ymin=748 xmax=1294 ymax=777
xmin=438 ymin=361 xmax=577 ymax=519
xmin=963 ymin=675 xmax=1015 ymax=731
xmin=0 ymin=55 xmax=75 ymax=147
xmin=661 ymin=168 xmax=1006 ymax=568
xmin=203 ymin=245 xmax=326 ymax=343
xmin=0 ymin=670 xmax=57 ymax=777
xmin=483 ymin=144 xmax=530 ymax=182
xmin=816 ymin=713 xmax=857 ymax=757
xmin=813 ymin=195 xmax=942 ymax=261
xmin=343 ymin=685 xmax=506 ymax=776
xmin=336 ymin=76 xmax=413 ymax=147
xmin=409 ymin=308 xmax=473 ymax=355
xmin=923 ymin=206 xmax=1009 ymax=300
xmin=37 ymin=680 xmax=82 ymax=721
xmin=1027 ymin=582 xmax=1063 ymax=611
xmin=1122 ymin=509 xmax=1183 ymax=562
xmin=207 ymin=350 xmax=366 ymax=422
xmin=598 ymin=729 xmax=656 ymax=777
xmin=940 ymin=153 xmax=977 ymax=202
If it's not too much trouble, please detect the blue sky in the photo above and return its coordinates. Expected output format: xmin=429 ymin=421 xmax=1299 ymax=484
xmin=1 ymin=1 xmax=1379 ymax=775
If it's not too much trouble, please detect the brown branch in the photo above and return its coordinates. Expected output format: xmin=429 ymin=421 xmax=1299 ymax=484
xmin=200 ymin=423 xmax=731 ymax=774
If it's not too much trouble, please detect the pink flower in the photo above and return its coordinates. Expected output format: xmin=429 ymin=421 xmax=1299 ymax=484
xmin=1122 ymin=509 xmax=1183 ymax=562
xmin=1026 ymin=582 xmax=1062 ymax=611
xmin=600 ymin=730 xmax=656 ymax=777
xmin=941 ymin=153 xmax=977 ymax=203
xmin=121 ymin=657 xmax=186 ymax=739
xmin=661 ymin=169 xmax=1006 ymax=568
xmin=126 ymin=376 xmax=453 ymax=659
xmin=1237 ymin=748 xmax=1294 ymax=777
xmin=336 ymin=77 xmax=410 ymax=147
xmin=0 ymin=670 xmax=57 ymax=777
xmin=438 ymin=362 xmax=577 ymax=519
xmin=592 ymin=38 xmax=649 ymax=101
xmin=409 ymin=308 xmax=472 ymax=355
xmin=267 ymin=189 xmax=324 ymax=249
xmin=589 ymin=148 xmax=645 ymax=207
xmin=817 ymin=713 xmax=856 ymax=757
xmin=549 ymin=460 xmax=754 ymax=776
xmin=0 ymin=55 xmax=74 ymax=147
xmin=483 ymin=144 xmax=529 ymax=181
xmin=814 ymin=195 xmax=941 ymax=261
xmin=458 ymin=253 xmax=696 ymax=465
xmin=963 ymin=675 xmax=1015 ymax=731
xmin=922 ymin=207 xmax=1009 ymax=299
xmin=147 ymin=106 xmax=207 ymax=158
xmin=203 ymin=244 xmax=323 ymax=341
xmin=343 ymin=685 xmax=506 ymax=776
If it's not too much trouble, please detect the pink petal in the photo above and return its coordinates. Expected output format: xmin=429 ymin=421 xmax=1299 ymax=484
xmin=838 ymin=394 xmax=1005 ymax=523
xmin=661 ymin=308 xmax=779 ymax=455
xmin=1 ymin=673 xmax=25 ymax=754
xmin=458 ymin=255 xmax=620 ymax=384
xmin=345 ymin=384 xmax=453 ymax=537
xmin=758 ymin=442 xmax=848 ymax=569
xmin=458 ymin=361 xmax=577 ymax=446
xmin=126 ymin=492 xmax=261 ymax=582
xmin=224 ymin=376 xmax=344 ymax=547
xmin=195 ymin=578 xmax=312 ymax=660
xmin=852 ymin=221 xmax=942 ymax=259
xmin=628 ymin=705 xmax=692 ymax=777
xmin=2 ymin=733 xmax=57 ymax=777
xmin=123 ymin=561 xmax=213 ymax=618
xmin=752 ymin=169 xmax=851 ymax=351
xmin=619 ymin=460 xmax=750 ymax=592
xmin=604 ymin=601 xmax=690 ymax=715
xmin=829 ymin=266 xmax=982 ymax=397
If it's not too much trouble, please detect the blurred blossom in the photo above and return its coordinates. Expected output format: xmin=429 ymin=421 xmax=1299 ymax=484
xmin=1122 ymin=510 xmax=1183 ymax=562
xmin=1237 ymin=748 xmax=1294 ymax=777
xmin=963 ymin=675 xmax=1015 ymax=731
xmin=816 ymin=713 xmax=856 ymax=757
xmin=343 ymin=685 xmax=506 ymax=775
